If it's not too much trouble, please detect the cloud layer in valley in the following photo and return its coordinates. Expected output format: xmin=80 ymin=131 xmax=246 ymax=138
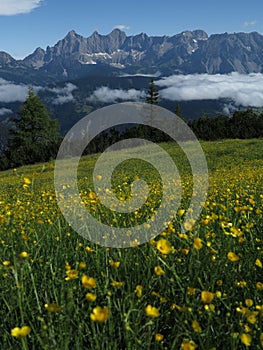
xmin=0 ymin=79 xmax=28 ymax=102
xmin=46 ymin=83 xmax=78 ymax=105
xmin=0 ymin=0 xmax=42 ymax=15
xmin=0 ymin=108 xmax=12 ymax=116
xmin=157 ymin=72 xmax=263 ymax=107
xmin=0 ymin=79 xmax=77 ymax=107
xmin=89 ymin=86 xmax=145 ymax=103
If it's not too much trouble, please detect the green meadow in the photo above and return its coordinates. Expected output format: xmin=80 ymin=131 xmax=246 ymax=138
xmin=0 ymin=139 xmax=263 ymax=349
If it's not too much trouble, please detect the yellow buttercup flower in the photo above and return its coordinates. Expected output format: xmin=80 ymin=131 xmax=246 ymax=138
xmin=227 ymin=251 xmax=240 ymax=262
xmin=23 ymin=177 xmax=31 ymax=185
xmin=156 ymin=239 xmax=173 ymax=255
xmin=256 ymin=282 xmax=263 ymax=291
xmin=177 ymin=209 xmax=185 ymax=217
xmin=78 ymin=262 xmax=86 ymax=269
xmin=145 ymin=305 xmax=160 ymax=317
xmin=85 ymin=293 xmax=97 ymax=302
xmin=3 ymin=260 xmax=10 ymax=266
xmin=192 ymin=319 xmax=202 ymax=333
xmin=19 ymin=251 xmax=29 ymax=259
xmin=154 ymin=265 xmax=165 ymax=276
xmin=111 ymin=281 xmax=123 ymax=288
xmin=201 ymin=291 xmax=214 ymax=303
xmin=255 ymin=259 xmax=262 ymax=268
xmin=187 ymin=287 xmax=196 ymax=296
xmin=44 ymin=303 xmax=61 ymax=312
xmin=65 ymin=269 xmax=78 ymax=281
xmin=245 ymin=299 xmax=253 ymax=307
xmin=240 ymin=333 xmax=252 ymax=346
xmin=193 ymin=237 xmax=203 ymax=249
xmin=11 ymin=326 xmax=31 ymax=338
xmin=109 ymin=260 xmax=120 ymax=268
xmin=82 ymin=275 xmax=96 ymax=289
xmin=90 ymin=306 xmax=109 ymax=322
xmin=135 ymin=285 xmax=142 ymax=298
xmin=181 ymin=339 xmax=198 ymax=350
xmin=155 ymin=333 xmax=164 ymax=342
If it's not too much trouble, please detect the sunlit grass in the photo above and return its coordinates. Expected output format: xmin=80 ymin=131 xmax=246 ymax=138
xmin=0 ymin=139 xmax=263 ymax=349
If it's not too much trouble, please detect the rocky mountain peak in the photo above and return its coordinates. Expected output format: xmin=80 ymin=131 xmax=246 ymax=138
xmin=5 ymin=28 xmax=262 ymax=78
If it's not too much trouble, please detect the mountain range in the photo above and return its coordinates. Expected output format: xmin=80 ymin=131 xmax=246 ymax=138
xmin=1 ymin=28 xmax=263 ymax=82
xmin=0 ymin=28 xmax=263 ymax=147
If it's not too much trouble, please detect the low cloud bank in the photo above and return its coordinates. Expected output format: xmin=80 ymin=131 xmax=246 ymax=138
xmin=89 ymin=86 xmax=145 ymax=103
xmin=0 ymin=79 xmax=77 ymax=106
xmin=157 ymin=72 xmax=263 ymax=107
xmin=0 ymin=78 xmax=28 ymax=102
xmin=46 ymin=83 xmax=77 ymax=105
xmin=0 ymin=108 xmax=12 ymax=116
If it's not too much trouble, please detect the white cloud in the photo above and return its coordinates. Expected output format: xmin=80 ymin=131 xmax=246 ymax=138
xmin=243 ymin=20 xmax=257 ymax=28
xmin=157 ymin=72 xmax=263 ymax=107
xmin=89 ymin=86 xmax=145 ymax=103
xmin=45 ymin=83 xmax=78 ymax=105
xmin=0 ymin=79 xmax=77 ymax=106
xmin=0 ymin=107 xmax=12 ymax=116
xmin=0 ymin=0 xmax=42 ymax=15
xmin=0 ymin=78 xmax=28 ymax=102
xmin=120 ymin=71 xmax=162 ymax=78
xmin=114 ymin=24 xmax=130 ymax=31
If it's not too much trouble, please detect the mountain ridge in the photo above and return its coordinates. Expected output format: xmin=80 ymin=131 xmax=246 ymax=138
xmin=1 ymin=29 xmax=263 ymax=82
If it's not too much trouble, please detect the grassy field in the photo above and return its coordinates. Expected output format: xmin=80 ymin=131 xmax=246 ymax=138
xmin=0 ymin=139 xmax=263 ymax=349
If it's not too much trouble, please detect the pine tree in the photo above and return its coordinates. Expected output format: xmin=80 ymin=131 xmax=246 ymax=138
xmin=7 ymin=88 xmax=60 ymax=166
xmin=146 ymin=79 xmax=159 ymax=104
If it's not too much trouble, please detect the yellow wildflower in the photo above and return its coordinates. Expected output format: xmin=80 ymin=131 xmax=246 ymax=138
xmin=78 ymin=262 xmax=86 ymax=269
xmin=85 ymin=293 xmax=97 ymax=302
xmin=227 ymin=252 xmax=240 ymax=262
xmin=111 ymin=281 xmax=123 ymax=288
xmin=82 ymin=275 xmax=96 ymax=289
xmin=85 ymin=246 xmax=95 ymax=253
xmin=245 ymin=299 xmax=253 ymax=307
xmin=145 ymin=304 xmax=160 ymax=317
xmin=109 ymin=260 xmax=120 ymax=268
xmin=256 ymin=282 xmax=263 ymax=291
xmin=187 ymin=287 xmax=196 ymax=296
xmin=90 ymin=306 xmax=109 ymax=322
xmin=255 ymin=259 xmax=262 ymax=268
xmin=181 ymin=339 xmax=198 ymax=350
xmin=19 ymin=251 xmax=29 ymax=259
xmin=44 ymin=303 xmax=61 ymax=312
xmin=192 ymin=320 xmax=202 ymax=333
xmin=155 ymin=333 xmax=164 ymax=342
xmin=11 ymin=326 xmax=31 ymax=338
xmin=154 ymin=266 xmax=165 ymax=276
xmin=135 ymin=285 xmax=142 ymax=298
xmin=23 ymin=177 xmax=31 ymax=185
xmin=65 ymin=269 xmax=78 ymax=281
xmin=240 ymin=333 xmax=252 ymax=347
xmin=201 ymin=291 xmax=214 ymax=303
xmin=156 ymin=239 xmax=173 ymax=255
xmin=193 ymin=237 xmax=203 ymax=249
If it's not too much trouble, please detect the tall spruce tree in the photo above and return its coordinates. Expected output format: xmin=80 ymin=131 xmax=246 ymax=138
xmin=146 ymin=79 xmax=159 ymax=104
xmin=7 ymin=88 xmax=60 ymax=166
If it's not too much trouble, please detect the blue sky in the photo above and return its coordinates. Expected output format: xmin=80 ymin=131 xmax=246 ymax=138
xmin=0 ymin=0 xmax=262 ymax=59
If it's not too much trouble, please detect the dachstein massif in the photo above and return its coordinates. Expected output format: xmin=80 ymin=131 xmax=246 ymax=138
xmin=0 ymin=28 xmax=263 ymax=137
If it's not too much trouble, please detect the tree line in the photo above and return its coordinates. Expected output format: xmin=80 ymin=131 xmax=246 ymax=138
xmin=0 ymin=80 xmax=263 ymax=170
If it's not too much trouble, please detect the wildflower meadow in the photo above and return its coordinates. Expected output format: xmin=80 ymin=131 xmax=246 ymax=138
xmin=0 ymin=138 xmax=263 ymax=349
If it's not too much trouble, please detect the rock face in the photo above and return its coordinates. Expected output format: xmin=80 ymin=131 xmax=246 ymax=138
xmin=2 ymin=29 xmax=263 ymax=80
